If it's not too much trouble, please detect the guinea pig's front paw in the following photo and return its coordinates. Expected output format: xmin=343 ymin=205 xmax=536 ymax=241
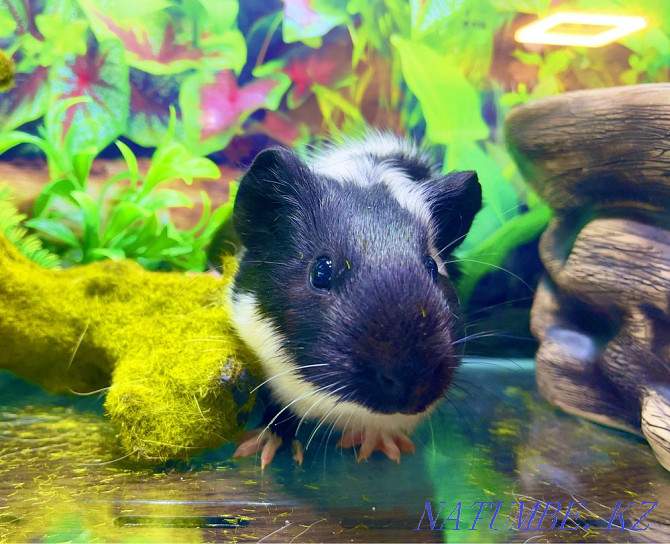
xmin=336 ymin=430 xmax=415 ymax=463
xmin=233 ymin=429 xmax=304 ymax=469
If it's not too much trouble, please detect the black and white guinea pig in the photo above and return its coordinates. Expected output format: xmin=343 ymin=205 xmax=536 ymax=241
xmin=228 ymin=131 xmax=481 ymax=467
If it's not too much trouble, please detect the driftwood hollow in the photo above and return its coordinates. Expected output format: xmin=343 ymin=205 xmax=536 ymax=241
xmin=506 ymin=83 xmax=670 ymax=471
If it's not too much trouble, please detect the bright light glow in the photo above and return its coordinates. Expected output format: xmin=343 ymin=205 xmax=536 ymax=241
xmin=515 ymin=13 xmax=646 ymax=47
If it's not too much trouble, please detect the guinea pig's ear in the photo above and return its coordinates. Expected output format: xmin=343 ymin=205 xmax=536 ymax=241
xmin=429 ymin=171 xmax=482 ymax=254
xmin=233 ymin=147 xmax=309 ymax=248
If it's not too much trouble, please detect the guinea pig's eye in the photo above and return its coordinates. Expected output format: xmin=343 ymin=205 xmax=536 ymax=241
xmin=310 ymin=256 xmax=333 ymax=290
xmin=423 ymin=255 xmax=439 ymax=282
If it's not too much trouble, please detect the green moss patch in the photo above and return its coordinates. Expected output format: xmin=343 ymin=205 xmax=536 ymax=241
xmin=0 ymin=234 xmax=261 ymax=460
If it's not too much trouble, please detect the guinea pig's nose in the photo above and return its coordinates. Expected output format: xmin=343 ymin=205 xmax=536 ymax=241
xmin=375 ymin=369 xmax=406 ymax=397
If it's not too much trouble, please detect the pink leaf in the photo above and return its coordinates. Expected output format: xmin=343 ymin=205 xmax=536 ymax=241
xmin=199 ymin=71 xmax=281 ymax=141
xmin=286 ymin=50 xmax=341 ymax=103
xmin=50 ymin=40 xmax=129 ymax=154
xmin=0 ymin=66 xmax=48 ymax=131
xmin=100 ymin=15 xmax=205 ymax=66
xmin=283 ymin=0 xmax=347 ymax=43
xmin=251 ymin=111 xmax=301 ymax=146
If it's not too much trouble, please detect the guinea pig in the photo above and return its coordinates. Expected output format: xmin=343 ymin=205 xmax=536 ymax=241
xmin=227 ymin=132 xmax=481 ymax=467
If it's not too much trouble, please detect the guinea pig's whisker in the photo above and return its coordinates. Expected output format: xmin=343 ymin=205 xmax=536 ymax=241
xmin=250 ymin=363 xmax=329 ymax=394
xmin=458 ymin=359 xmax=522 ymax=371
xmin=239 ymin=260 xmax=291 ymax=266
xmin=434 ymin=232 xmax=470 ymax=259
xmin=295 ymin=381 xmax=344 ymax=435
xmin=337 ymin=410 xmax=358 ymax=458
xmin=314 ymin=412 xmax=344 ymax=473
xmin=309 ymin=370 xmax=346 ymax=383
xmin=443 ymin=394 xmax=476 ymax=456
xmin=325 ymin=391 xmax=353 ymax=434
xmin=457 ymin=331 xmax=537 ymax=345
xmin=68 ymin=386 xmax=111 ymax=396
xmin=448 ymin=382 xmax=474 ymax=398
xmin=260 ymin=383 xmax=339 ymax=442
xmin=501 ymin=203 xmax=525 ymax=218
xmin=303 ymin=386 xmax=349 ymax=448
xmin=465 ymin=296 xmax=536 ymax=317
xmin=428 ymin=413 xmax=436 ymax=455
xmin=452 ymin=330 xmax=502 ymax=345
xmin=319 ymin=404 xmax=350 ymax=466
xmin=453 ymin=329 xmax=516 ymax=345
xmin=304 ymin=388 xmax=349 ymax=452
xmin=461 ymin=355 xmax=528 ymax=369
xmin=441 ymin=257 xmax=534 ymax=293
xmin=185 ymin=336 xmax=230 ymax=342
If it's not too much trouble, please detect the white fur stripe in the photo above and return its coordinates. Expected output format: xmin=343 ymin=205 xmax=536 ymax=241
xmin=230 ymin=291 xmax=436 ymax=435
xmin=308 ymin=132 xmax=447 ymax=276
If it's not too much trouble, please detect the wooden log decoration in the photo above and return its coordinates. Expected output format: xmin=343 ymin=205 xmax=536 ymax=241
xmin=506 ymin=83 xmax=670 ymax=471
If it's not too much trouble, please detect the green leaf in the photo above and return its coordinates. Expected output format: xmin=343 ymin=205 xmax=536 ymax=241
xmin=539 ymin=50 xmax=573 ymax=81
xmin=79 ymin=0 xmax=246 ymax=75
xmin=0 ymin=9 xmax=17 ymax=37
xmin=410 ymin=0 xmax=506 ymax=82
xmin=197 ymin=0 xmax=239 ymax=32
xmin=89 ymin=247 xmax=126 ymax=260
xmin=185 ymin=191 xmax=211 ymax=237
xmin=33 ymin=177 xmax=78 ymax=217
xmin=43 ymin=96 xmax=92 ymax=149
xmin=139 ymin=189 xmax=195 ymax=211
xmin=312 ymin=84 xmax=364 ymax=127
xmin=34 ymin=13 xmax=88 ymax=62
xmin=283 ymin=0 xmax=349 ymax=44
xmin=115 ymin=140 xmax=140 ymax=186
xmin=0 ymin=130 xmax=47 ymax=155
xmin=24 ymin=218 xmax=80 ymax=248
xmin=201 ymin=181 xmax=237 ymax=240
xmin=101 ymin=202 xmax=148 ymax=245
xmin=89 ymin=0 xmax=172 ymax=19
xmin=0 ymin=184 xmax=61 ymax=268
xmin=124 ymin=72 xmax=185 ymax=148
xmin=71 ymin=153 xmax=94 ymax=188
xmin=456 ymin=204 xmax=552 ymax=305
xmin=409 ymin=0 xmax=461 ymax=35
xmin=70 ymin=191 xmax=101 ymax=253
xmin=2 ymin=0 xmax=30 ymax=36
xmin=512 ymin=50 xmax=542 ymax=66
xmin=488 ymin=0 xmax=551 ymax=14
xmin=624 ymin=27 xmax=670 ymax=58
xmin=391 ymin=36 xmax=489 ymax=145
xmin=44 ymin=0 xmax=88 ymax=23
xmin=145 ymin=141 xmax=221 ymax=191
xmin=0 ymin=67 xmax=50 ymax=135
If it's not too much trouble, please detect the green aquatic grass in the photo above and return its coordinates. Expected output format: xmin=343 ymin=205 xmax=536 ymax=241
xmin=0 ymin=184 xmax=60 ymax=268
xmin=0 ymin=107 xmax=230 ymax=272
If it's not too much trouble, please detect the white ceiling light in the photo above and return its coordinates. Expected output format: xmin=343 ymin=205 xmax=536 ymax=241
xmin=515 ymin=12 xmax=646 ymax=47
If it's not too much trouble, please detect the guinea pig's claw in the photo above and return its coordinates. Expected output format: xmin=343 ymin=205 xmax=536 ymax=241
xmin=233 ymin=429 xmax=283 ymax=469
xmin=291 ymin=439 xmax=304 ymax=466
xmin=233 ymin=429 xmax=264 ymax=457
xmin=260 ymin=433 xmax=282 ymax=469
xmin=394 ymin=433 xmax=416 ymax=454
xmin=336 ymin=430 xmax=415 ymax=463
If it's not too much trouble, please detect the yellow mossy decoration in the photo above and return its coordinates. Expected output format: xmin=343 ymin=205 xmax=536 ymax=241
xmin=0 ymin=233 xmax=261 ymax=460
xmin=0 ymin=50 xmax=14 ymax=91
